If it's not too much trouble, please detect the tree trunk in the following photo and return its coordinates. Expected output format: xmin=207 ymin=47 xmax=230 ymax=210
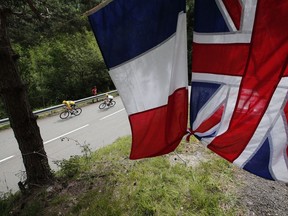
xmin=0 ymin=8 xmax=53 ymax=191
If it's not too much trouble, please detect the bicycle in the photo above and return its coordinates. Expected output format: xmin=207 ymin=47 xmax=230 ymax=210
xmin=60 ymin=106 xmax=82 ymax=119
xmin=99 ymin=100 xmax=116 ymax=109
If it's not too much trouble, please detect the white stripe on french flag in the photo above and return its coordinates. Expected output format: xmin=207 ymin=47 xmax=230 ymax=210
xmin=88 ymin=0 xmax=188 ymax=159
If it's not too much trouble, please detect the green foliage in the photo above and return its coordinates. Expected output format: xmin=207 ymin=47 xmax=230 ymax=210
xmin=14 ymin=31 xmax=112 ymax=109
xmin=50 ymin=194 xmax=69 ymax=206
xmin=19 ymin=201 xmax=44 ymax=216
xmin=8 ymin=0 xmax=103 ymax=47
xmin=54 ymin=155 xmax=82 ymax=178
xmin=0 ymin=100 xmax=6 ymax=119
xmin=54 ymin=138 xmax=93 ymax=178
xmin=0 ymin=192 xmax=20 ymax=216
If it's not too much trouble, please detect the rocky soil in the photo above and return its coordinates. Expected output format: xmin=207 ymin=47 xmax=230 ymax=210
xmin=236 ymin=168 xmax=288 ymax=216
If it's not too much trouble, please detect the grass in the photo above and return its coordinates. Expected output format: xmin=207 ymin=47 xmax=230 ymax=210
xmin=0 ymin=136 xmax=244 ymax=216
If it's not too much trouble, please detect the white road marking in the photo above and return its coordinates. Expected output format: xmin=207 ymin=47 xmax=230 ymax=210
xmin=0 ymin=155 xmax=15 ymax=163
xmin=100 ymin=108 xmax=125 ymax=120
xmin=0 ymin=124 xmax=89 ymax=164
xmin=44 ymin=124 xmax=89 ymax=145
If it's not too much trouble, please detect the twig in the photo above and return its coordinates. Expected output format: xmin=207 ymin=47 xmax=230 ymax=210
xmin=84 ymin=0 xmax=113 ymax=16
xmin=25 ymin=0 xmax=43 ymax=20
xmin=173 ymin=151 xmax=187 ymax=166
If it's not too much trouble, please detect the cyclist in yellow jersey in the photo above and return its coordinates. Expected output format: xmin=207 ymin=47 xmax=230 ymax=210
xmin=62 ymin=100 xmax=75 ymax=110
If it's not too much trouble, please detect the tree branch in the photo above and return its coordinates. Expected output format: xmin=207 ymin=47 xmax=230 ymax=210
xmin=25 ymin=0 xmax=43 ymax=20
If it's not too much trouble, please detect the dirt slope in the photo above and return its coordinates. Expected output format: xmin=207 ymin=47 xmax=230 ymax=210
xmin=236 ymin=168 xmax=288 ymax=216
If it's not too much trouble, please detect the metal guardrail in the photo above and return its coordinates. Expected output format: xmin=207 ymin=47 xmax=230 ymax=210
xmin=0 ymin=90 xmax=118 ymax=125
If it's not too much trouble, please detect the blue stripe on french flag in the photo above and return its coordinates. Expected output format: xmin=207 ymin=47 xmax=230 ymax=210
xmin=88 ymin=0 xmax=186 ymax=68
xmin=88 ymin=0 xmax=188 ymax=159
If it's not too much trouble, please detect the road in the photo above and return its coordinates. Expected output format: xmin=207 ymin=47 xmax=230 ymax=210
xmin=0 ymin=97 xmax=131 ymax=194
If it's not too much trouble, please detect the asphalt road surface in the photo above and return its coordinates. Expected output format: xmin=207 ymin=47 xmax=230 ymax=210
xmin=0 ymin=97 xmax=131 ymax=194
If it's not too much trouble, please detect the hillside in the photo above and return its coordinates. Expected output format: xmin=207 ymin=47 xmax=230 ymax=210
xmin=1 ymin=136 xmax=287 ymax=216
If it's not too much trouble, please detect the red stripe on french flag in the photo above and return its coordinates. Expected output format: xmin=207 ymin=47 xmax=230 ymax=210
xmin=129 ymin=88 xmax=188 ymax=159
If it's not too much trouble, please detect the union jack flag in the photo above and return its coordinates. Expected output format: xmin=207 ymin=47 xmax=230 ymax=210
xmin=191 ymin=0 xmax=288 ymax=182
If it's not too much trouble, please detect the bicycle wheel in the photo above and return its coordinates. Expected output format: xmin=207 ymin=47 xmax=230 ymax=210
xmin=60 ymin=111 xmax=69 ymax=119
xmin=74 ymin=107 xmax=82 ymax=116
xmin=110 ymin=100 xmax=116 ymax=107
xmin=99 ymin=102 xmax=106 ymax=109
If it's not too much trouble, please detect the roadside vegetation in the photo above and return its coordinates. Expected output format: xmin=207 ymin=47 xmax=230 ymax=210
xmin=0 ymin=136 xmax=245 ymax=216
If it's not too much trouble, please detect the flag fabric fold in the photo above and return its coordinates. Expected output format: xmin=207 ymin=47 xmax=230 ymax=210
xmin=88 ymin=0 xmax=188 ymax=159
xmin=191 ymin=0 xmax=288 ymax=182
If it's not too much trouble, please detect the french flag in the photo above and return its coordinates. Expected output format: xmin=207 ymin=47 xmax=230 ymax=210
xmin=88 ymin=0 xmax=188 ymax=159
